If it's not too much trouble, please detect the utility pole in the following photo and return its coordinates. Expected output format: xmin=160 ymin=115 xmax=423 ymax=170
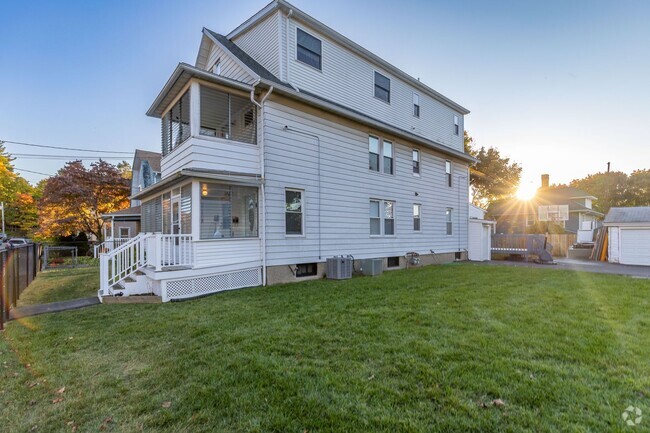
xmin=607 ymin=162 xmax=611 ymax=173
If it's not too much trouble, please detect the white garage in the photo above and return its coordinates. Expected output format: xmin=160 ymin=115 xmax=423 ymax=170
xmin=604 ymin=207 xmax=650 ymax=266
xmin=468 ymin=204 xmax=495 ymax=261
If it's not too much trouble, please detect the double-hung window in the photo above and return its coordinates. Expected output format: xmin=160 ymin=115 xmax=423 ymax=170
xmin=370 ymin=199 xmax=395 ymax=236
xmin=413 ymin=93 xmax=420 ymax=117
xmin=369 ymin=136 xmax=394 ymax=175
xmin=285 ymin=189 xmax=304 ymax=235
xmin=297 ymin=28 xmax=322 ymax=70
xmin=383 ymin=140 xmax=393 ymax=174
xmin=445 ymin=160 xmax=452 ymax=187
xmin=374 ymin=72 xmax=390 ymax=103
xmin=454 ymin=115 xmax=460 ymax=135
xmin=446 ymin=208 xmax=453 ymax=235
xmin=412 ymin=149 xmax=420 ymax=175
xmin=413 ymin=204 xmax=421 ymax=231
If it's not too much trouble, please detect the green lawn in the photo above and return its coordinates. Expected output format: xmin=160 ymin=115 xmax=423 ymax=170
xmin=2 ymin=263 xmax=649 ymax=432
xmin=17 ymin=266 xmax=99 ymax=306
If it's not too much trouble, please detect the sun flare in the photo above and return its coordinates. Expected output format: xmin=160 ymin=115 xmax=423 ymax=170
xmin=516 ymin=183 xmax=537 ymax=201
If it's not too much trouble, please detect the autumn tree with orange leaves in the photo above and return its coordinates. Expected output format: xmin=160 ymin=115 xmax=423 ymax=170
xmin=38 ymin=160 xmax=130 ymax=241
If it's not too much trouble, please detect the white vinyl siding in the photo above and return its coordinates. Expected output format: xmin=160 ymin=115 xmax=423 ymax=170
xmin=204 ymin=42 xmax=257 ymax=84
xmin=286 ymin=19 xmax=464 ymax=151
xmin=232 ymin=11 xmax=282 ymax=78
xmin=262 ymin=99 xmax=469 ymax=266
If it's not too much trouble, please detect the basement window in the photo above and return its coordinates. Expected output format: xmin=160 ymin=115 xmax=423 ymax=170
xmin=387 ymin=256 xmax=400 ymax=268
xmin=296 ymin=263 xmax=318 ymax=277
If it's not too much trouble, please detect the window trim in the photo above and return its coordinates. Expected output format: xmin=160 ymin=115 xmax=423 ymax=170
xmin=370 ymin=199 xmax=396 ymax=237
xmin=118 ymin=227 xmax=131 ymax=238
xmin=374 ymin=71 xmax=391 ymax=104
xmin=369 ymin=135 xmax=395 ymax=176
xmin=412 ymin=149 xmax=420 ymax=176
xmin=413 ymin=203 xmax=421 ymax=232
xmin=296 ymin=27 xmax=323 ymax=71
xmin=413 ymin=93 xmax=420 ymax=117
xmin=454 ymin=115 xmax=460 ymax=136
xmin=446 ymin=207 xmax=453 ymax=236
xmin=285 ymin=188 xmax=305 ymax=237
xmin=445 ymin=160 xmax=452 ymax=187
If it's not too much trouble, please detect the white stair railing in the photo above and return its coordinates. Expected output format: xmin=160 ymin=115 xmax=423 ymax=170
xmin=99 ymin=233 xmax=151 ymax=297
xmin=94 ymin=238 xmax=131 ymax=258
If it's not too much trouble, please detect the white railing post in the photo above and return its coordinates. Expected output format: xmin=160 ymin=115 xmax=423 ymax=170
xmin=100 ymin=254 xmax=109 ymax=297
xmin=155 ymin=233 xmax=163 ymax=271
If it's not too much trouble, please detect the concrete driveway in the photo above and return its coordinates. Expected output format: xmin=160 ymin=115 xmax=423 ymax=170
xmin=480 ymin=258 xmax=650 ymax=278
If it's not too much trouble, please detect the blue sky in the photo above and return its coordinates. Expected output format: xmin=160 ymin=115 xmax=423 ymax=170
xmin=1 ymin=0 xmax=649 ymax=191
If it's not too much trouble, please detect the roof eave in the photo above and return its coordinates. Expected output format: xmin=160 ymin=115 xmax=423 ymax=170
xmin=260 ymin=78 xmax=475 ymax=164
xmin=146 ymin=63 xmax=255 ymax=118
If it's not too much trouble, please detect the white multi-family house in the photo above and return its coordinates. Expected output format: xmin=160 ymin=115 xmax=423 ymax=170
xmin=98 ymin=0 xmax=473 ymax=302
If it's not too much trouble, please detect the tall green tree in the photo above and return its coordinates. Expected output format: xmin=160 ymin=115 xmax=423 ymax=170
xmin=627 ymin=169 xmax=650 ymax=207
xmin=465 ymin=131 xmax=522 ymax=208
xmin=569 ymin=171 xmax=630 ymax=214
xmin=38 ymin=160 xmax=130 ymax=241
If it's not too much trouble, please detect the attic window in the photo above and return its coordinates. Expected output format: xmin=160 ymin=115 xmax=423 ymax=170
xmin=212 ymin=59 xmax=221 ymax=75
xmin=297 ymin=28 xmax=322 ymax=70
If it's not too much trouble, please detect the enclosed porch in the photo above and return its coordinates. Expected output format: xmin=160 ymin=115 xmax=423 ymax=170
xmin=99 ymin=174 xmax=263 ymax=302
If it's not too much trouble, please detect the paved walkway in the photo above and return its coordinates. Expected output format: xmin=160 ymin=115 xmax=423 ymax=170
xmin=9 ymin=297 xmax=100 ymax=320
xmin=479 ymin=259 xmax=650 ymax=278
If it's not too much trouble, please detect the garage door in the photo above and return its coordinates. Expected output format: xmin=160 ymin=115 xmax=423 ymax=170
xmin=620 ymin=229 xmax=650 ymax=266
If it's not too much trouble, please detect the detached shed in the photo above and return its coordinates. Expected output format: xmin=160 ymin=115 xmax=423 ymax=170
xmin=604 ymin=207 xmax=650 ymax=266
xmin=468 ymin=204 xmax=495 ymax=261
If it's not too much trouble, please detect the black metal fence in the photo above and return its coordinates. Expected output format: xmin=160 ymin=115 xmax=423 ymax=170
xmin=0 ymin=244 xmax=40 ymax=330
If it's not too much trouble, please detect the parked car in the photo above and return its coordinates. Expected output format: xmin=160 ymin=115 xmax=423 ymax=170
xmin=8 ymin=238 xmax=32 ymax=247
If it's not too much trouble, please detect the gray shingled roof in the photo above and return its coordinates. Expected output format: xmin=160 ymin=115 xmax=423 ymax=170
xmin=604 ymin=207 xmax=650 ymax=224
xmin=205 ymin=29 xmax=290 ymax=88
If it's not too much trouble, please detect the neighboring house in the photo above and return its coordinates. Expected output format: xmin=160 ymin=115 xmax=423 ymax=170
xmin=468 ymin=204 xmax=494 ymax=261
xmin=99 ymin=0 xmax=474 ymax=301
xmin=96 ymin=150 xmax=161 ymax=256
xmin=131 ymin=149 xmax=162 ymax=207
xmin=604 ymin=207 xmax=650 ymax=266
xmin=490 ymin=174 xmax=603 ymax=242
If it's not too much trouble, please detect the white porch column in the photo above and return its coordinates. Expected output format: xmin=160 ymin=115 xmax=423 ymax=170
xmin=190 ymin=81 xmax=201 ymax=137
xmin=191 ymin=180 xmax=201 ymax=240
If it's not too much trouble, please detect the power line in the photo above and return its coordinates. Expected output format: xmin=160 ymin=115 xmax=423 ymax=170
xmin=0 ymin=139 xmax=134 ymax=155
xmin=11 ymin=153 xmax=127 ymax=160
xmin=14 ymin=167 xmax=52 ymax=177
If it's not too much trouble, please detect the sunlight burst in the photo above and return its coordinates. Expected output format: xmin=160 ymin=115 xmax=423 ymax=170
xmin=516 ymin=183 xmax=537 ymax=201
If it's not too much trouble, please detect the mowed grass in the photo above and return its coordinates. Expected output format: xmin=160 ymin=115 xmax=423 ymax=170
xmin=2 ymin=263 xmax=650 ymax=432
xmin=17 ymin=266 xmax=99 ymax=306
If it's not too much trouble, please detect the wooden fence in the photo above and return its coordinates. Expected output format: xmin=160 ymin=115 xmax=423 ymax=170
xmin=0 ymin=244 xmax=40 ymax=330
xmin=545 ymin=234 xmax=576 ymax=258
xmin=492 ymin=234 xmax=576 ymax=258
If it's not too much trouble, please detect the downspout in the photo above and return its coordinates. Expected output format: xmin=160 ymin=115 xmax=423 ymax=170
xmin=250 ymin=80 xmax=274 ymax=285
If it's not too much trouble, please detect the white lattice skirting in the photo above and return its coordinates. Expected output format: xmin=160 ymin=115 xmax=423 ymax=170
xmin=163 ymin=267 xmax=262 ymax=302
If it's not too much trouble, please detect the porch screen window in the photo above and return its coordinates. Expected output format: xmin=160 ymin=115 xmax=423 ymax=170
xmin=374 ymin=72 xmax=390 ymax=103
xmin=181 ymin=184 xmax=192 ymax=234
xmin=285 ymin=189 xmax=304 ymax=235
xmin=161 ymin=90 xmax=190 ymax=156
xmin=199 ymin=86 xmax=257 ymax=145
xmin=162 ymin=192 xmax=171 ymax=234
xmin=141 ymin=196 xmax=162 ymax=233
xmin=297 ymin=28 xmax=322 ymax=70
xmin=200 ymin=183 xmax=258 ymax=239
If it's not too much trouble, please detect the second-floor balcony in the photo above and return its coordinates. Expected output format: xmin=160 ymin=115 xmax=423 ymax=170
xmin=157 ymin=80 xmax=260 ymax=178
